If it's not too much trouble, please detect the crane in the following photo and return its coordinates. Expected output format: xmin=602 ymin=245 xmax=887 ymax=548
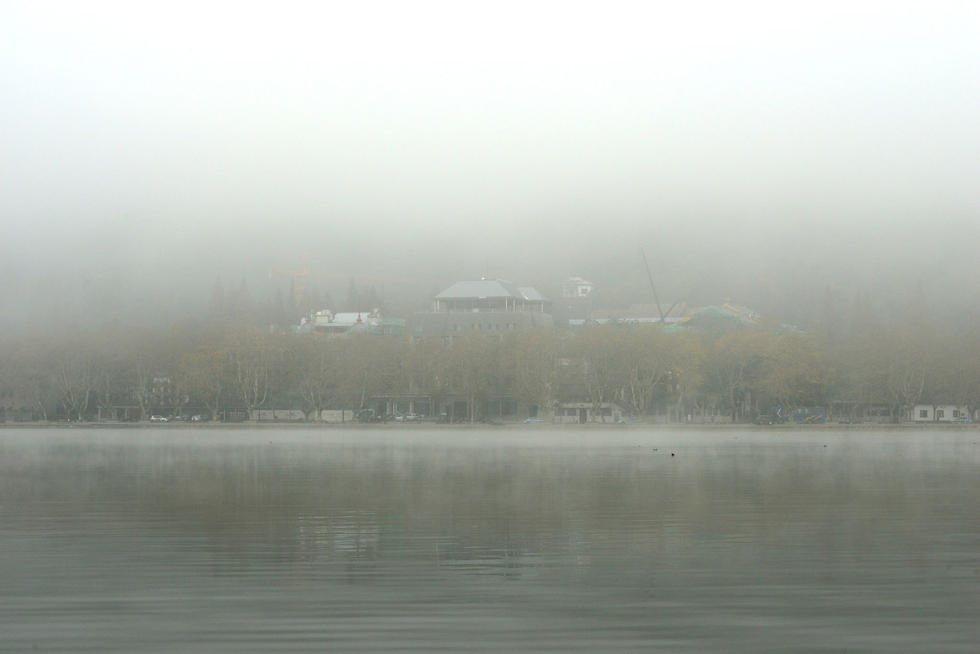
xmin=640 ymin=248 xmax=682 ymax=328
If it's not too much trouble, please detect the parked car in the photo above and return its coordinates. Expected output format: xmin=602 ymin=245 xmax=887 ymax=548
xmin=149 ymin=415 xmax=168 ymax=422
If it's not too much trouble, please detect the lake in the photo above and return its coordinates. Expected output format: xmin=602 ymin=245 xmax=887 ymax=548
xmin=1 ymin=428 xmax=977 ymax=652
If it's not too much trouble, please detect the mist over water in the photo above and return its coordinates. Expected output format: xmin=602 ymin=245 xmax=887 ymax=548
xmin=1 ymin=428 xmax=977 ymax=652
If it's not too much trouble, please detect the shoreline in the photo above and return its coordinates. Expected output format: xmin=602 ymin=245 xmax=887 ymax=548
xmin=2 ymin=421 xmax=978 ymax=431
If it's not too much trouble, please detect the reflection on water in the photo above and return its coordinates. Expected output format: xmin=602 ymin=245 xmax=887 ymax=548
xmin=1 ymin=429 xmax=978 ymax=652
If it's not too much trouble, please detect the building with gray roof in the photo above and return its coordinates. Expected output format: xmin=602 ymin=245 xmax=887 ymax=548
xmin=432 ymin=279 xmax=551 ymax=314
xmin=416 ymin=279 xmax=553 ymax=339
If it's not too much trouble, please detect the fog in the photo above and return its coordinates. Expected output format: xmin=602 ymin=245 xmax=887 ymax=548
xmin=2 ymin=1 xmax=978 ymax=329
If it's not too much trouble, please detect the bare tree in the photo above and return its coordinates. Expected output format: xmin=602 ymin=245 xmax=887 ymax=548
xmin=56 ymin=346 xmax=97 ymax=421
xmin=573 ymin=326 xmax=629 ymax=422
xmin=290 ymin=337 xmax=339 ymax=421
xmin=179 ymin=346 xmax=228 ymax=421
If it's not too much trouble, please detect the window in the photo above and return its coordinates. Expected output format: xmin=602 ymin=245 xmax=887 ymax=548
xmin=953 ymin=409 xmax=960 ymax=418
xmin=919 ymin=409 xmax=928 ymax=418
xmin=937 ymin=409 xmax=945 ymax=419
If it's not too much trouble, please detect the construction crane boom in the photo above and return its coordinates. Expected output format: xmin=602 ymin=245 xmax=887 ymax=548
xmin=640 ymin=248 xmax=667 ymax=325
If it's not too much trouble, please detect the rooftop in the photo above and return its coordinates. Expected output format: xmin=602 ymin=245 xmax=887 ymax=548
xmin=436 ymin=279 xmax=548 ymax=302
xmin=518 ymin=287 xmax=547 ymax=302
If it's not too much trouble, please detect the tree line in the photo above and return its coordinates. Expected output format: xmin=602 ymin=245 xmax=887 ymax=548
xmin=1 ymin=317 xmax=978 ymax=423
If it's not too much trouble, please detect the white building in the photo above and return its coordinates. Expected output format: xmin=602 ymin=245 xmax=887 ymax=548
xmin=553 ymin=402 xmax=623 ymax=424
xmin=910 ymin=404 xmax=971 ymax=423
xmin=561 ymin=276 xmax=594 ymax=299
xmin=313 ymin=309 xmax=381 ymax=334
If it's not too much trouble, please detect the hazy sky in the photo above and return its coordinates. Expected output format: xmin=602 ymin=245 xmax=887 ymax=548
xmin=1 ymin=1 xmax=978 ymax=322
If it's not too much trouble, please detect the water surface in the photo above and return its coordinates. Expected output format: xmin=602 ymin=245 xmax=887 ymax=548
xmin=1 ymin=428 xmax=977 ymax=652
